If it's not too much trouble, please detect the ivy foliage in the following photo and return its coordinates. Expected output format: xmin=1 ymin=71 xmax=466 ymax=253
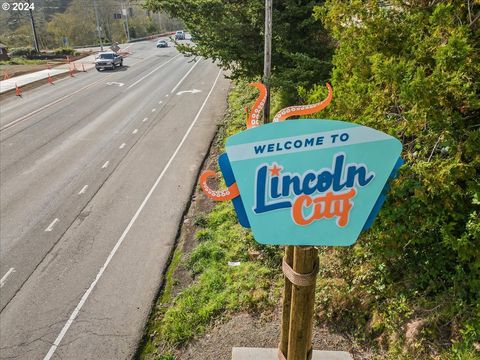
xmin=145 ymin=0 xmax=333 ymax=97
xmin=308 ymin=0 xmax=480 ymax=353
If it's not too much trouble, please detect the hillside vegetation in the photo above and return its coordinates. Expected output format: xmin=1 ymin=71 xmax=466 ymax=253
xmin=144 ymin=0 xmax=479 ymax=358
xmin=0 ymin=0 xmax=182 ymax=49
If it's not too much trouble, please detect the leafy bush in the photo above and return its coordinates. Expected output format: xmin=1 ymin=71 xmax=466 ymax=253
xmin=52 ymin=47 xmax=77 ymax=56
xmin=9 ymin=47 xmax=38 ymax=57
xmin=309 ymin=1 xmax=480 ymax=355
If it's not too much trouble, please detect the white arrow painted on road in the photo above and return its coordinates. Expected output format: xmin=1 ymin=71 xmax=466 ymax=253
xmin=176 ymin=89 xmax=202 ymax=96
xmin=106 ymin=82 xmax=125 ymax=87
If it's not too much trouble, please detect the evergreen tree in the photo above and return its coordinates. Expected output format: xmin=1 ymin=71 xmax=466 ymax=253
xmin=146 ymin=0 xmax=334 ymax=99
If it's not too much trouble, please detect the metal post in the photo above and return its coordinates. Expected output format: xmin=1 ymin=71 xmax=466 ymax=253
xmin=27 ymin=0 xmax=39 ymax=52
xmin=263 ymin=0 xmax=272 ymax=123
xmin=123 ymin=1 xmax=130 ymax=42
xmin=93 ymin=0 xmax=104 ymax=51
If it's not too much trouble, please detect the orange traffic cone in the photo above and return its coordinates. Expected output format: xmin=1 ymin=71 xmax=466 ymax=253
xmin=48 ymin=73 xmax=54 ymax=85
xmin=3 ymin=70 xmax=10 ymax=80
xmin=15 ymin=83 xmax=22 ymax=96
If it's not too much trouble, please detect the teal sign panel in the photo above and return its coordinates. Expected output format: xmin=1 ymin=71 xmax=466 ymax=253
xmin=224 ymin=119 xmax=402 ymax=246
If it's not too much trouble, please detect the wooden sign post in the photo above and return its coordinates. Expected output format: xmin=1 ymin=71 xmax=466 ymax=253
xmin=279 ymin=246 xmax=318 ymax=360
xmin=279 ymin=246 xmax=294 ymax=357
xmin=289 ymin=246 xmax=318 ymax=359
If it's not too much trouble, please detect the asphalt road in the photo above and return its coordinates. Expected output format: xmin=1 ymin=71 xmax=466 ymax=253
xmin=0 ymin=38 xmax=229 ymax=359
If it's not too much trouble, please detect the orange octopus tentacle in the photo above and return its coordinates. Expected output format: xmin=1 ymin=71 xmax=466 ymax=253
xmin=246 ymin=82 xmax=267 ymax=129
xmin=272 ymin=83 xmax=333 ymax=122
xmin=199 ymin=170 xmax=240 ymax=201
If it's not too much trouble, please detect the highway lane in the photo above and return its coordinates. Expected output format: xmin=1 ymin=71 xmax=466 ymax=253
xmin=0 ymin=39 xmax=229 ymax=359
xmin=0 ymin=39 xmax=193 ymax=303
xmin=0 ymin=39 xmax=180 ymax=131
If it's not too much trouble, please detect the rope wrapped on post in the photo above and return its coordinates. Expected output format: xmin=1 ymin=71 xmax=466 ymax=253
xmin=282 ymin=257 xmax=319 ymax=287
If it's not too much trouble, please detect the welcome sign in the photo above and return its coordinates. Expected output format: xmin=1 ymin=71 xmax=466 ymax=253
xmin=220 ymin=119 xmax=402 ymax=246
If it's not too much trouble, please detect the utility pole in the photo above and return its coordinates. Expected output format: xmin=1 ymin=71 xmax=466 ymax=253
xmin=93 ymin=0 xmax=104 ymax=51
xmin=27 ymin=0 xmax=39 ymax=52
xmin=263 ymin=0 xmax=272 ymax=123
xmin=123 ymin=1 xmax=130 ymax=42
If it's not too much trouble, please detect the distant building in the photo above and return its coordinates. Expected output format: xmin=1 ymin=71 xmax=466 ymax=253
xmin=0 ymin=44 xmax=9 ymax=60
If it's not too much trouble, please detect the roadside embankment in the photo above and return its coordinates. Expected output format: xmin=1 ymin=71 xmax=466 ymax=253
xmin=137 ymin=81 xmax=369 ymax=360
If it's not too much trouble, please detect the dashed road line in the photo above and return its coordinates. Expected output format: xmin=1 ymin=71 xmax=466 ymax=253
xmin=78 ymin=185 xmax=88 ymax=195
xmin=158 ymin=101 xmax=163 ymax=104
xmin=1 ymin=268 xmax=16 ymax=288
xmin=132 ymin=129 xmax=138 ymax=134
xmin=43 ymin=69 xmax=223 ymax=360
xmin=102 ymin=161 xmax=110 ymax=169
xmin=119 ymin=143 xmax=126 ymax=149
xmin=151 ymin=108 xmax=156 ymax=113
xmin=142 ymin=117 xmax=148 ymax=122
xmin=45 ymin=218 xmax=59 ymax=232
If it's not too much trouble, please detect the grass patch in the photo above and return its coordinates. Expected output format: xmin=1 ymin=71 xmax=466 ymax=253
xmin=160 ymin=201 xmax=279 ymax=346
xmin=138 ymin=245 xmax=183 ymax=359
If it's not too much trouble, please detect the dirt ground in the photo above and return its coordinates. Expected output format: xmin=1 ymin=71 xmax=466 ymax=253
xmin=175 ymin=311 xmax=373 ymax=360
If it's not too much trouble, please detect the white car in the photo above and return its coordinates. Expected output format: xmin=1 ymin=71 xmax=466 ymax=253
xmin=95 ymin=52 xmax=123 ymax=71
xmin=175 ymin=30 xmax=185 ymax=40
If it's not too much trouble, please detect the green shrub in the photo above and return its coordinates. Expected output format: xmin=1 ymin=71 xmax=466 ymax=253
xmin=9 ymin=47 xmax=38 ymax=57
xmin=52 ymin=47 xmax=77 ymax=56
xmin=310 ymin=1 xmax=480 ymax=354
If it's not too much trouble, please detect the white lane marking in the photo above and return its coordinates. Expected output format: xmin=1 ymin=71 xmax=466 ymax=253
xmin=78 ymin=185 xmax=88 ymax=195
xmin=151 ymin=108 xmax=156 ymax=112
xmin=45 ymin=218 xmax=59 ymax=232
xmin=119 ymin=143 xmax=126 ymax=149
xmin=142 ymin=117 xmax=148 ymax=122
xmin=165 ymin=94 xmax=169 ymax=97
xmin=127 ymin=54 xmax=181 ymax=89
xmin=1 ymin=74 xmax=117 ymax=132
xmin=106 ymin=82 xmax=125 ymax=87
xmin=177 ymin=89 xmax=202 ymax=96
xmin=158 ymin=101 xmax=163 ymax=104
xmin=0 ymin=268 xmax=16 ymax=288
xmin=43 ymin=68 xmax=223 ymax=360
xmin=170 ymin=60 xmax=200 ymax=94
xmin=102 ymin=161 xmax=110 ymax=169
xmin=132 ymin=129 xmax=138 ymax=134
